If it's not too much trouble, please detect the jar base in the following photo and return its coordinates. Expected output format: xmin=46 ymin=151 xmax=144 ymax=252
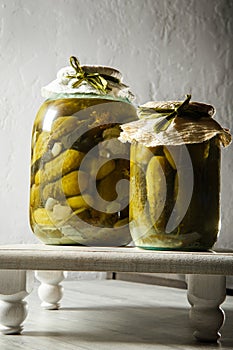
xmin=136 ymin=245 xmax=213 ymax=252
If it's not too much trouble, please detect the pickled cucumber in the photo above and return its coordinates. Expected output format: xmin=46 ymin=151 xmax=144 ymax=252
xmin=163 ymin=147 xmax=176 ymax=169
xmin=129 ymin=144 xmax=152 ymax=235
xmin=50 ymin=116 xmax=82 ymax=141
xmin=97 ymin=167 xmax=125 ymax=202
xmin=96 ymin=159 xmax=115 ymax=180
xmin=36 ymin=149 xmax=85 ymax=185
xmin=32 ymin=131 xmax=50 ymax=164
xmin=42 ymin=170 xmax=88 ymax=199
xmin=33 ymin=208 xmax=54 ymax=226
xmin=30 ymin=184 xmax=41 ymax=208
xmin=146 ymin=155 xmax=174 ymax=233
xmin=67 ymin=194 xmax=93 ymax=210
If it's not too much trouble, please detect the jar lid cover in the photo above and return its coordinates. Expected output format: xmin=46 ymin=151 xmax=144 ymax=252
xmin=119 ymin=95 xmax=231 ymax=147
xmin=41 ymin=56 xmax=134 ymax=102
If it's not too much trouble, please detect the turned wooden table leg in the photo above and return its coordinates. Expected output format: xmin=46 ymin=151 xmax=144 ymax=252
xmin=35 ymin=271 xmax=66 ymax=310
xmin=0 ymin=270 xmax=34 ymax=335
xmin=187 ymin=274 xmax=226 ymax=342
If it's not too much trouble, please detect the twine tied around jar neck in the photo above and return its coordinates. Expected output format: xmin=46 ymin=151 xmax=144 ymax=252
xmin=154 ymin=95 xmax=191 ymax=134
xmin=66 ymin=56 xmax=120 ymax=94
xmin=151 ymin=94 xmax=208 ymax=133
xmin=138 ymin=94 xmax=212 ymax=134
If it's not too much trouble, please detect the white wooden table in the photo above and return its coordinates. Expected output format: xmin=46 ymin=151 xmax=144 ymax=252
xmin=0 ymin=244 xmax=232 ymax=343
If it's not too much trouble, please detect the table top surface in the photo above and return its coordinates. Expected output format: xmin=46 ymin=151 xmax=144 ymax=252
xmin=0 ymin=244 xmax=233 ymax=275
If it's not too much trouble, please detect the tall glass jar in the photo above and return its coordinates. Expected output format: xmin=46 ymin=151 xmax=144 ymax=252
xmin=120 ymin=95 xmax=232 ymax=251
xmin=30 ymin=56 xmax=137 ymax=245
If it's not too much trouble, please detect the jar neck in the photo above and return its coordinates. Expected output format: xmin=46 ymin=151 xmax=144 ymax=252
xmin=45 ymin=92 xmax=134 ymax=105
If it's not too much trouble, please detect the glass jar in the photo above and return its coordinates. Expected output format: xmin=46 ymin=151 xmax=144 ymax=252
xmin=30 ymin=56 xmax=137 ymax=245
xmin=120 ymin=95 xmax=232 ymax=251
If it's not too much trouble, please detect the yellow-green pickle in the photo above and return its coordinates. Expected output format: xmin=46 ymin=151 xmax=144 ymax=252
xmin=119 ymin=95 xmax=232 ymax=251
xmin=30 ymin=56 xmax=137 ymax=245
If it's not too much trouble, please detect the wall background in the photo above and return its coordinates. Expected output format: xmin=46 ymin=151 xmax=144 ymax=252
xmin=0 ymin=0 xmax=232 ymax=261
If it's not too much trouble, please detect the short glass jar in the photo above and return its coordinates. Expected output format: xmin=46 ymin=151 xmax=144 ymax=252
xmin=30 ymin=57 xmax=137 ymax=245
xmin=120 ymin=95 xmax=231 ymax=251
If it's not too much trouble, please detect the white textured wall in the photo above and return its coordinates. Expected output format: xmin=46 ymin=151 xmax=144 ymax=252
xmin=0 ymin=0 xmax=232 ymax=250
